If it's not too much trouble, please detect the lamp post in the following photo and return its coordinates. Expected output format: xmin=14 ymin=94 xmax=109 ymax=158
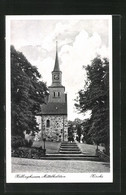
xmin=43 ymin=138 xmax=46 ymax=156
xmin=63 ymin=115 xmax=64 ymax=142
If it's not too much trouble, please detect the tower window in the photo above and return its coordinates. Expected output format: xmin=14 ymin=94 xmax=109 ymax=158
xmin=58 ymin=92 xmax=60 ymax=97
xmin=46 ymin=119 xmax=50 ymax=127
xmin=54 ymin=92 xmax=55 ymax=97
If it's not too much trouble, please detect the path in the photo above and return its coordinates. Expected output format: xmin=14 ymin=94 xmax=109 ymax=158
xmin=12 ymin=157 xmax=110 ymax=173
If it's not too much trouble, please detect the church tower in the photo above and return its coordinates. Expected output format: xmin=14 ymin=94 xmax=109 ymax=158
xmin=40 ymin=42 xmax=68 ymax=142
xmin=48 ymin=42 xmax=66 ymax=103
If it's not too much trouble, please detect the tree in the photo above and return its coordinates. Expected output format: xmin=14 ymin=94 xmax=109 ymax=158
xmin=75 ymin=56 xmax=109 ymax=154
xmin=11 ymin=46 xmax=48 ymax=136
xmin=81 ymin=118 xmax=93 ymax=144
xmin=68 ymin=118 xmax=83 ymax=142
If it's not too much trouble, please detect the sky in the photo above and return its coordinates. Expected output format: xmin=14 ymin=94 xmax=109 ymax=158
xmin=10 ymin=15 xmax=111 ymax=121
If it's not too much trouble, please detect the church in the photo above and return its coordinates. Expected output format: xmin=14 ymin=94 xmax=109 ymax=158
xmin=39 ymin=43 xmax=68 ymax=142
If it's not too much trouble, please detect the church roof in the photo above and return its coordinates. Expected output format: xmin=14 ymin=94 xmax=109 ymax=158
xmin=53 ymin=42 xmax=60 ymax=72
xmin=40 ymin=102 xmax=67 ymax=115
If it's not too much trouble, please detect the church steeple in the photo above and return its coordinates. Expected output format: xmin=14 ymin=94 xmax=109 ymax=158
xmin=51 ymin=42 xmax=62 ymax=86
xmin=48 ymin=42 xmax=66 ymax=103
xmin=53 ymin=41 xmax=60 ymax=72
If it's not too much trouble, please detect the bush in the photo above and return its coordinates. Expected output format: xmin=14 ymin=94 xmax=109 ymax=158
xmin=11 ymin=146 xmax=45 ymax=159
xmin=11 ymin=135 xmax=26 ymax=149
xmin=25 ymin=139 xmax=33 ymax=147
xmin=96 ymin=149 xmax=110 ymax=162
xmin=24 ymin=130 xmax=34 ymax=147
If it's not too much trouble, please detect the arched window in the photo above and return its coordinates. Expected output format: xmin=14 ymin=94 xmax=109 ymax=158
xmin=58 ymin=92 xmax=60 ymax=97
xmin=54 ymin=92 xmax=55 ymax=97
xmin=46 ymin=119 xmax=50 ymax=127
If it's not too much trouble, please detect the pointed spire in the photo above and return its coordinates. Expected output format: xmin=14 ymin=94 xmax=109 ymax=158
xmin=53 ymin=41 xmax=60 ymax=71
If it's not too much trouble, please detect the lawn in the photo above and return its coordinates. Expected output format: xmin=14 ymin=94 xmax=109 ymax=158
xmin=32 ymin=140 xmax=105 ymax=155
xmin=78 ymin=142 xmax=105 ymax=155
xmin=12 ymin=157 xmax=110 ymax=173
xmin=32 ymin=140 xmax=61 ymax=154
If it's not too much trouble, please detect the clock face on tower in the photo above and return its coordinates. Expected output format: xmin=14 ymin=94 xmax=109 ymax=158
xmin=54 ymin=74 xmax=59 ymax=80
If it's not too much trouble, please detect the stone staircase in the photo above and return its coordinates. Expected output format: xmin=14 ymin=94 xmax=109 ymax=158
xmin=59 ymin=142 xmax=81 ymax=154
xmin=38 ymin=142 xmax=101 ymax=161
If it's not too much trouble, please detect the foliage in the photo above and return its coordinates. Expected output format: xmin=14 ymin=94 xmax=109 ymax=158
xmin=68 ymin=118 xmax=83 ymax=142
xmin=25 ymin=139 xmax=33 ymax=147
xmin=11 ymin=146 xmax=44 ymax=159
xmin=11 ymin=46 xmax=48 ymax=136
xmin=75 ymin=56 xmax=109 ymax=154
xmin=96 ymin=150 xmax=110 ymax=162
xmin=11 ymin=135 xmax=26 ymax=149
xmin=80 ymin=119 xmax=93 ymax=144
xmin=24 ymin=130 xmax=34 ymax=147
xmin=12 ymin=135 xmax=33 ymax=148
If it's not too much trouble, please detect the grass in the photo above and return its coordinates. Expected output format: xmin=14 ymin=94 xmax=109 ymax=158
xmin=12 ymin=157 xmax=110 ymax=173
xmin=32 ymin=140 xmax=61 ymax=154
xmin=32 ymin=140 xmax=105 ymax=155
xmin=78 ymin=142 xmax=105 ymax=155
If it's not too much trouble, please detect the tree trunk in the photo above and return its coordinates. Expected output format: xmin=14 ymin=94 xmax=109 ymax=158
xmin=105 ymin=142 xmax=109 ymax=156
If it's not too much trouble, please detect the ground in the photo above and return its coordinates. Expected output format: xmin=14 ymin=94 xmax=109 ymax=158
xmin=12 ymin=141 xmax=109 ymax=173
xmin=78 ymin=142 xmax=104 ymax=155
xmin=32 ymin=140 xmax=104 ymax=154
xmin=12 ymin=157 xmax=110 ymax=173
xmin=32 ymin=140 xmax=61 ymax=154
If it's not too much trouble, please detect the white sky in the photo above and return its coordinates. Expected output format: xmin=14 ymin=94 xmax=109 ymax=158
xmin=10 ymin=15 xmax=111 ymax=121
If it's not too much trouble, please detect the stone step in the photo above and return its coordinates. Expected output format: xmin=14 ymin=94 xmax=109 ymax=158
xmin=60 ymin=144 xmax=79 ymax=147
xmin=61 ymin=142 xmax=77 ymax=144
xmin=60 ymin=144 xmax=78 ymax=147
xmin=59 ymin=147 xmax=80 ymax=150
xmin=61 ymin=142 xmax=77 ymax=145
xmin=60 ymin=145 xmax=78 ymax=148
xmin=59 ymin=150 xmax=82 ymax=154
xmin=39 ymin=156 xmax=100 ymax=161
xmin=46 ymin=153 xmax=95 ymax=157
xmin=61 ymin=144 xmax=78 ymax=145
xmin=59 ymin=141 xmax=82 ymax=154
xmin=60 ymin=148 xmax=80 ymax=151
